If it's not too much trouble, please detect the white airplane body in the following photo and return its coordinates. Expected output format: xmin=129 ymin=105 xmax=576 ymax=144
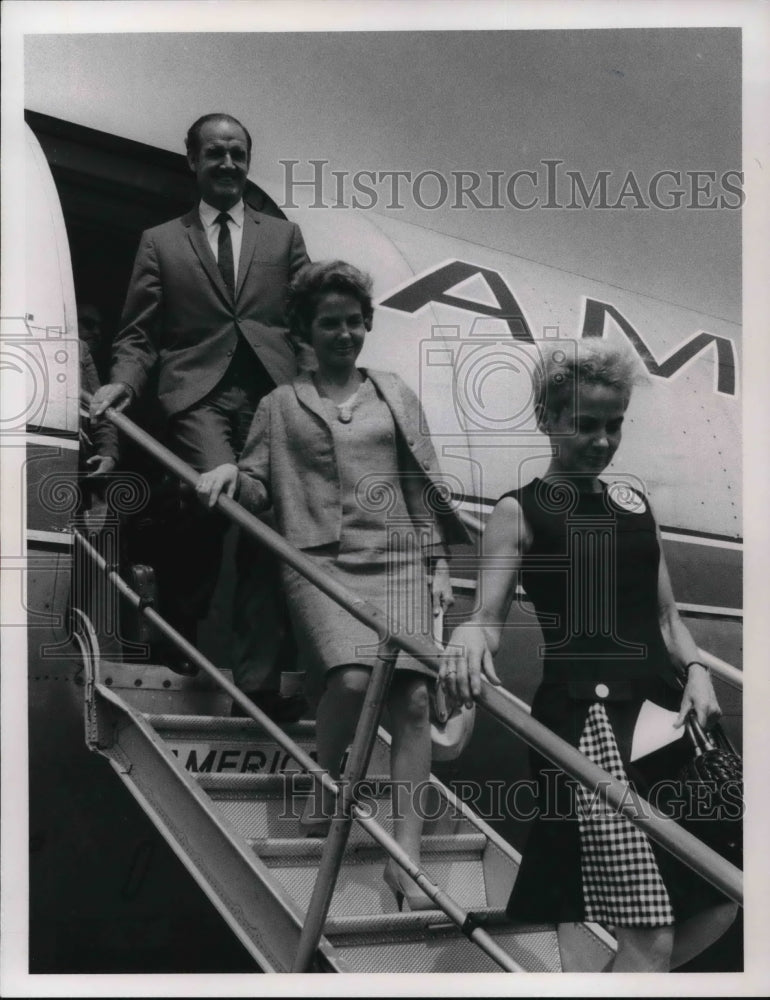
xmin=295 ymin=205 xmax=741 ymax=540
xmin=3 ymin=118 xmax=743 ymax=976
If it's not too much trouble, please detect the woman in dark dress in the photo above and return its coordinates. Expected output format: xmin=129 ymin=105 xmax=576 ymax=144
xmin=444 ymin=338 xmax=737 ymax=971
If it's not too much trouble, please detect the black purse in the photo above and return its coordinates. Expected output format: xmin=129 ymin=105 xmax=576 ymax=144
xmin=676 ymin=712 xmax=743 ymax=868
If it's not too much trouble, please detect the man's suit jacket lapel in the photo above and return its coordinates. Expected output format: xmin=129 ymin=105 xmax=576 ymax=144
xmin=181 ymin=208 xmax=232 ymax=304
xmin=236 ymin=208 xmax=262 ymax=302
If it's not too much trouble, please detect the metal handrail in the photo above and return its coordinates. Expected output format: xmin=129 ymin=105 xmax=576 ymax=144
xmin=695 ymin=648 xmax=744 ymax=689
xmin=78 ymin=394 xmax=527 ymax=971
xmin=72 ymin=528 xmax=523 ymax=973
xmin=81 ymin=396 xmax=743 ymax=962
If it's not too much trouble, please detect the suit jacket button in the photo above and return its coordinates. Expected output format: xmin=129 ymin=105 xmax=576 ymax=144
xmin=594 ymin=683 xmax=609 ymax=699
xmin=227 ymin=349 xmax=234 ymax=357
xmin=422 ymin=460 xmax=431 ymax=470
xmin=407 ymin=438 xmax=415 ymax=446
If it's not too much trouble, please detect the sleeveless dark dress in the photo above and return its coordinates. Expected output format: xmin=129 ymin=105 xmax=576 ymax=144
xmin=504 ymin=477 xmax=725 ymax=927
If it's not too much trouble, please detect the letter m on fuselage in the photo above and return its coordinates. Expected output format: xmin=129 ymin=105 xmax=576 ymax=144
xmin=582 ymin=298 xmax=737 ymax=397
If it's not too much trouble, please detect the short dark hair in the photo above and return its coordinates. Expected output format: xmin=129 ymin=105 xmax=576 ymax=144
xmin=185 ymin=114 xmax=252 ymax=158
xmin=287 ymin=261 xmax=374 ymax=343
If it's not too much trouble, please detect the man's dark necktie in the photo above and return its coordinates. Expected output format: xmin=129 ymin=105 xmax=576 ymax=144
xmin=216 ymin=212 xmax=235 ymax=297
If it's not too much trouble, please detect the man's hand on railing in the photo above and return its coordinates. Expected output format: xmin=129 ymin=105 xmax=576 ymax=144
xmin=195 ymin=463 xmax=239 ymax=508
xmin=90 ymin=382 xmax=134 ymax=420
xmin=431 ymin=558 xmax=454 ymax=618
xmin=85 ymin=455 xmax=117 ymax=477
xmin=442 ymin=623 xmax=501 ymax=708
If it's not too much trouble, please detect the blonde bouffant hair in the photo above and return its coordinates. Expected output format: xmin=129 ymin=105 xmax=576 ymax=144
xmin=534 ymin=337 xmax=647 ymax=419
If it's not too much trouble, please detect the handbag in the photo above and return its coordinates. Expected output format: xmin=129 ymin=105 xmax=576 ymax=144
xmin=429 ymin=608 xmax=476 ymax=762
xmin=676 ymin=711 xmax=743 ymax=867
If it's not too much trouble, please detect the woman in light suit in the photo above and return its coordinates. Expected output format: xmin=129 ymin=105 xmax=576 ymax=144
xmin=197 ymin=261 xmax=467 ymax=910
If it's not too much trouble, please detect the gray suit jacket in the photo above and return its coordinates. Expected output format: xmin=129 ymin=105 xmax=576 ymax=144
xmin=111 ymin=204 xmax=309 ymax=415
xmin=236 ymin=370 xmax=469 ymax=554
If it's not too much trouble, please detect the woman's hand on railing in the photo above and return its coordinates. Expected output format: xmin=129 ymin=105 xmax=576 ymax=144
xmin=675 ymin=663 xmax=722 ymax=731
xmin=441 ymin=623 xmax=501 ymax=707
xmin=195 ymin=463 xmax=239 ymax=508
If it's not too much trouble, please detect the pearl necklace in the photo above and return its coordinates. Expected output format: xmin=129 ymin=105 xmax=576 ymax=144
xmin=316 ymin=377 xmax=364 ymax=423
xmin=337 ymin=401 xmax=354 ymax=423
xmin=336 ymin=383 xmax=363 ymax=423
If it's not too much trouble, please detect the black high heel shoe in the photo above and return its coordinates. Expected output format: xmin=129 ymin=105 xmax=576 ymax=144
xmin=383 ymin=861 xmax=435 ymax=912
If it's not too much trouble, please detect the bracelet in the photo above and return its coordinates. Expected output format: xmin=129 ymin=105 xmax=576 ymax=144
xmin=684 ymin=660 xmax=710 ymax=675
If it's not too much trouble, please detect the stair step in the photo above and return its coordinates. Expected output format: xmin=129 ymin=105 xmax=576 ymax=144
xmin=145 ymin=713 xmax=391 ymax=776
xmin=249 ymin=832 xmax=488 ymax=859
xmin=264 ymin=849 xmax=490 ymax=917
xmin=324 ymin=905 xmax=510 ymax=935
xmin=147 ymin=714 xmax=317 ymax=738
xmin=328 ymin=921 xmax=562 ymax=973
xmin=195 ymin=772 xmax=478 ymax=842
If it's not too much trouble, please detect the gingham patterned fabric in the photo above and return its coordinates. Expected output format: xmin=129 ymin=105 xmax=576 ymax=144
xmin=576 ymin=702 xmax=675 ymax=927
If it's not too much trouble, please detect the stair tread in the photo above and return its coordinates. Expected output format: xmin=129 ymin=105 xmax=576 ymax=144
xmin=195 ymin=771 xmax=441 ymax=788
xmin=328 ymin=920 xmax=562 ymax=973
xmin=323 ymin=905 xmax=514 ymax=935
xmin=148 ymin=714 xmax=391 ymax=780
xmin=268 ymin=851 xmax=490 ymax=916
xmin=196 ymin=771 xmax=479 ymax=842
xmin=250 ymin=832 xmax=488 ymax=857
xmin=146 ymin=713 xmax=316 ymax=735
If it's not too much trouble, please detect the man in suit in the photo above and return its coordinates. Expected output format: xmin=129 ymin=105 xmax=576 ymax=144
xmin=91 ymin=113 xmax=308 ymax=721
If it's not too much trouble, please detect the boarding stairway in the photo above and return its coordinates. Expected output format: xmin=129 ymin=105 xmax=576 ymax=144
xmin=79 ymin=639 xmax=598 ymax=973
xmin=72 ymin=396 xmax=743 ymax=974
